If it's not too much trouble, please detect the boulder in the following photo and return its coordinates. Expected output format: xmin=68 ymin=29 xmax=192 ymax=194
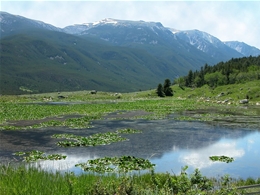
xmin=58 ymin=95 xmax=66 ymax=99
xmin=239 ymin=99 xmax=249 ymax=104
xmin=90 ymin=90 xmax=97 ymax=94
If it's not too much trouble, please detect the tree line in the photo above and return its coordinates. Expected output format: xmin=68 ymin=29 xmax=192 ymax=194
xmin=175 ymin=55 xmax=260 ymax=88
xmin=156 ymin=55 xmax=260 ymax=97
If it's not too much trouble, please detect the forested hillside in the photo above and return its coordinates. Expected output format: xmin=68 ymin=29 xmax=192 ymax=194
xmin=176 ymin=55 xmax=260 ymax=88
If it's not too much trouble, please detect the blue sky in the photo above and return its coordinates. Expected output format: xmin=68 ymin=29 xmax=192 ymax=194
xmin=1 ymin=1 xmax=260 ymax=49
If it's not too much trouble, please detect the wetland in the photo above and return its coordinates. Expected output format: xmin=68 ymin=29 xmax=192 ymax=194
xmin=1 ymin=89 xmax=260 ymax=194
xmin=1 ymin=103 xmax=260 ymax=179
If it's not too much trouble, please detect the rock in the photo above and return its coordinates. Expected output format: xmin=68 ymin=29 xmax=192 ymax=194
xmin=90 ymin=90 xmax=97 ymax=94
xmin=239 ymin=99 xmax=249 ymax=104
xmin=58 ymin=95 xmax=66 ymax=99
xmin=223 ymin=99 xmax=229 ymax=103
xmin=217 ymin=92 xmax=225 ymax=98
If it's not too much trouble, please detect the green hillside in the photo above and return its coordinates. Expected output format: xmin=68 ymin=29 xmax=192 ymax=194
xmin=171 ymin=55 xmax=260 ymax=101
xmin=0 ymin=30 xmax=180 ymax=95
xmin=1 ymin=12 xmax=246 ymax=95
xmin=176 ymin=56 xmax=260 ymax=88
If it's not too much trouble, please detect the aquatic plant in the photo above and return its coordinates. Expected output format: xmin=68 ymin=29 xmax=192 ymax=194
xmin=52 ymin=132 xmax=128 ymax=147
xmin=13 ymin=150 xmax=66 ymax=162
xmin=75 ymin=156 xmax=155 ymax=173
xmin=116 ymin=128 xmax=142 ymax=134
xmin=52 ymin=128 xmax=142 ymax=147
xmin=209 ymin=155 xmax=234 ymax=163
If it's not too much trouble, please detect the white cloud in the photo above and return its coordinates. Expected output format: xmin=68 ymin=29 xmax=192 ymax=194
xmin=179 ymin=141 xmax=245 ymax=169
xmin=33 ymin=153 xmax=100 ymax=172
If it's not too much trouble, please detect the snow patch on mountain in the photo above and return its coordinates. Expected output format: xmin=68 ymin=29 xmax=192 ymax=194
xmin=93 ymin=18 xmax=118 ymax=26
xmin=167 ymin=28 xmax=180 ymax=34
xmin=63 ymin=18 xmax=167 ymax=36
xmin=224 ymin=41 xmax=260 ymax=56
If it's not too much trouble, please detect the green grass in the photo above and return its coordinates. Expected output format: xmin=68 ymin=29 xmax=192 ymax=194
xmin=172 ymin=80 xmax=260 ymax=102
xmin=0 ymin=82 xmax=259 ymax=130
xmin=1 ymin=163 xmax=259 ymax=195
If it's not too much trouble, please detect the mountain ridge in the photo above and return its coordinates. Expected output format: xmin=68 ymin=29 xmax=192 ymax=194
xmin=224 ymin=41 xmax=260 ymax=57
xmin=1 ymin=11 xmax=260 ymax=95
xmin=2 ymin=11 xmax=259 ymax=54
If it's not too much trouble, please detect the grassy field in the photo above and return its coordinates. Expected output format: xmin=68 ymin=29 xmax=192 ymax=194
xmin=1 ymin=163 xmax=260 ymax=195
xmin=1 ymin=81 xmax=259 ymax=130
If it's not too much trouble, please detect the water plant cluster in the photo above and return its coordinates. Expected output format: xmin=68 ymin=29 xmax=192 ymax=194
xmin=52 ymin=128 xmax=141 ymax=147
xmin=14 ymin=150 xmax=66 ymax=162
xmin=209 ymin=155 xmax=235 ymax=163
xmin=75 ymin=156 xmax=155 ymax=173
xmin=116 ymin=128 xmax=142 ymax=134
xmin=1 ymin=87 xmax=259 ymax=131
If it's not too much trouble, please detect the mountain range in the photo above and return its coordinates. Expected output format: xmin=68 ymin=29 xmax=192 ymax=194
xmin=1 ymin=11 xmax=260 ymax=95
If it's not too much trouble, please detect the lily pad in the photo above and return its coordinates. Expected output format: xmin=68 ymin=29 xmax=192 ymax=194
xmin=75 ymin=156 xmax=155 ymax=173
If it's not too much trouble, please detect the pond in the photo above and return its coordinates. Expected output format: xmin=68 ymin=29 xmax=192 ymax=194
xmin=0 ymin=117 xmax=259 ymax=179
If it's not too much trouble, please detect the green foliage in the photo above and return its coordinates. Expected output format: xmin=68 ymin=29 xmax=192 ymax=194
xmin=163 ymin=79 xmax=174 ymax=96
xmin=179 ymin=55 xmax=260 ymax=89
xmin=52 ymin=129 xmax=142 ymax=147
xmin=13 ymin=150 xmax=66 ymax=162
xmin=75 ymin=156 xmax=155 ymax=173
xmin=116 ymin=128 xmax=142 ymax=134
xmin=2 ymin=164 xmax=255 ymax=195
xmin=204 ymin=71 xmax=227 ymax=87
xmin=209 ymin=156 xmax=234 ymax=163
xmin=156 ymin=83 xmax=165 ymax=97
xmin=52 ymin=132 xmax=128 ymax=147
xmin=156 ymin=79 xmax=173 ymax=97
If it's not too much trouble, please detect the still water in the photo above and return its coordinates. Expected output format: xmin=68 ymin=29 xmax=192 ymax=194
xmin=1 ymin=118 xmax=260 ymax=179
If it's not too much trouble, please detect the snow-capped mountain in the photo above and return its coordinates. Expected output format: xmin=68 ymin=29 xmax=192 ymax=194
xmin=64 ymin=18 xmax=176 ymax=47
xmin=63 ymin=19 xmax=258 ymax=59
xmin=224 ymin=41 xmax=260 ymax=57
xmin=173 ymin=30 xmax=243 ymax=59
xmin=1 ymin=11 xmax=258 ymax=59
xmin=63 ymin=18 xmax=168 ymax=35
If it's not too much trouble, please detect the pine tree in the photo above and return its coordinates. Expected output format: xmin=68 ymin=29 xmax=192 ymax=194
xmin=185 ymin=70 xmax=194 ymax=87
xmin=163 ymin=79 xmax=173 ymax=96
xmin=156 ymin=83 xmax=165 ymax=97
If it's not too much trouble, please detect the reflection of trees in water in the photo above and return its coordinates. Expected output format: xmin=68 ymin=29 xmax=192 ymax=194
xmin=0 ymin=119 xmax=254 ymax=162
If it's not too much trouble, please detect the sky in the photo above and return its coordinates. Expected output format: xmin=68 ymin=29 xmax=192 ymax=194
xmin=1 ymin=1 xmax=260 ymax=49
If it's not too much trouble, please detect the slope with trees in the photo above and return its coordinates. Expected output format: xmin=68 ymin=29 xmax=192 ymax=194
xmin=176 ymin=55 xmax=260 ymax=89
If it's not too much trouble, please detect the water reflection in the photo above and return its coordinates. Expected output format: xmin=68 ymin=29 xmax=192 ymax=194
xmin=35 ymin=154 xmax=100 ymax=175
xmin=179 ymin=141 xmax=245 ymax=169
xmin=151 ymin=131 xmax=260 ymax=178
xmin=1 ymin=119 xmax=260 ymax=179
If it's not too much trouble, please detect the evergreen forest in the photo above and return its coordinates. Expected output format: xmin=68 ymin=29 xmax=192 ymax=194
xmin=175 ymin=55 xmax=260 ymax=89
